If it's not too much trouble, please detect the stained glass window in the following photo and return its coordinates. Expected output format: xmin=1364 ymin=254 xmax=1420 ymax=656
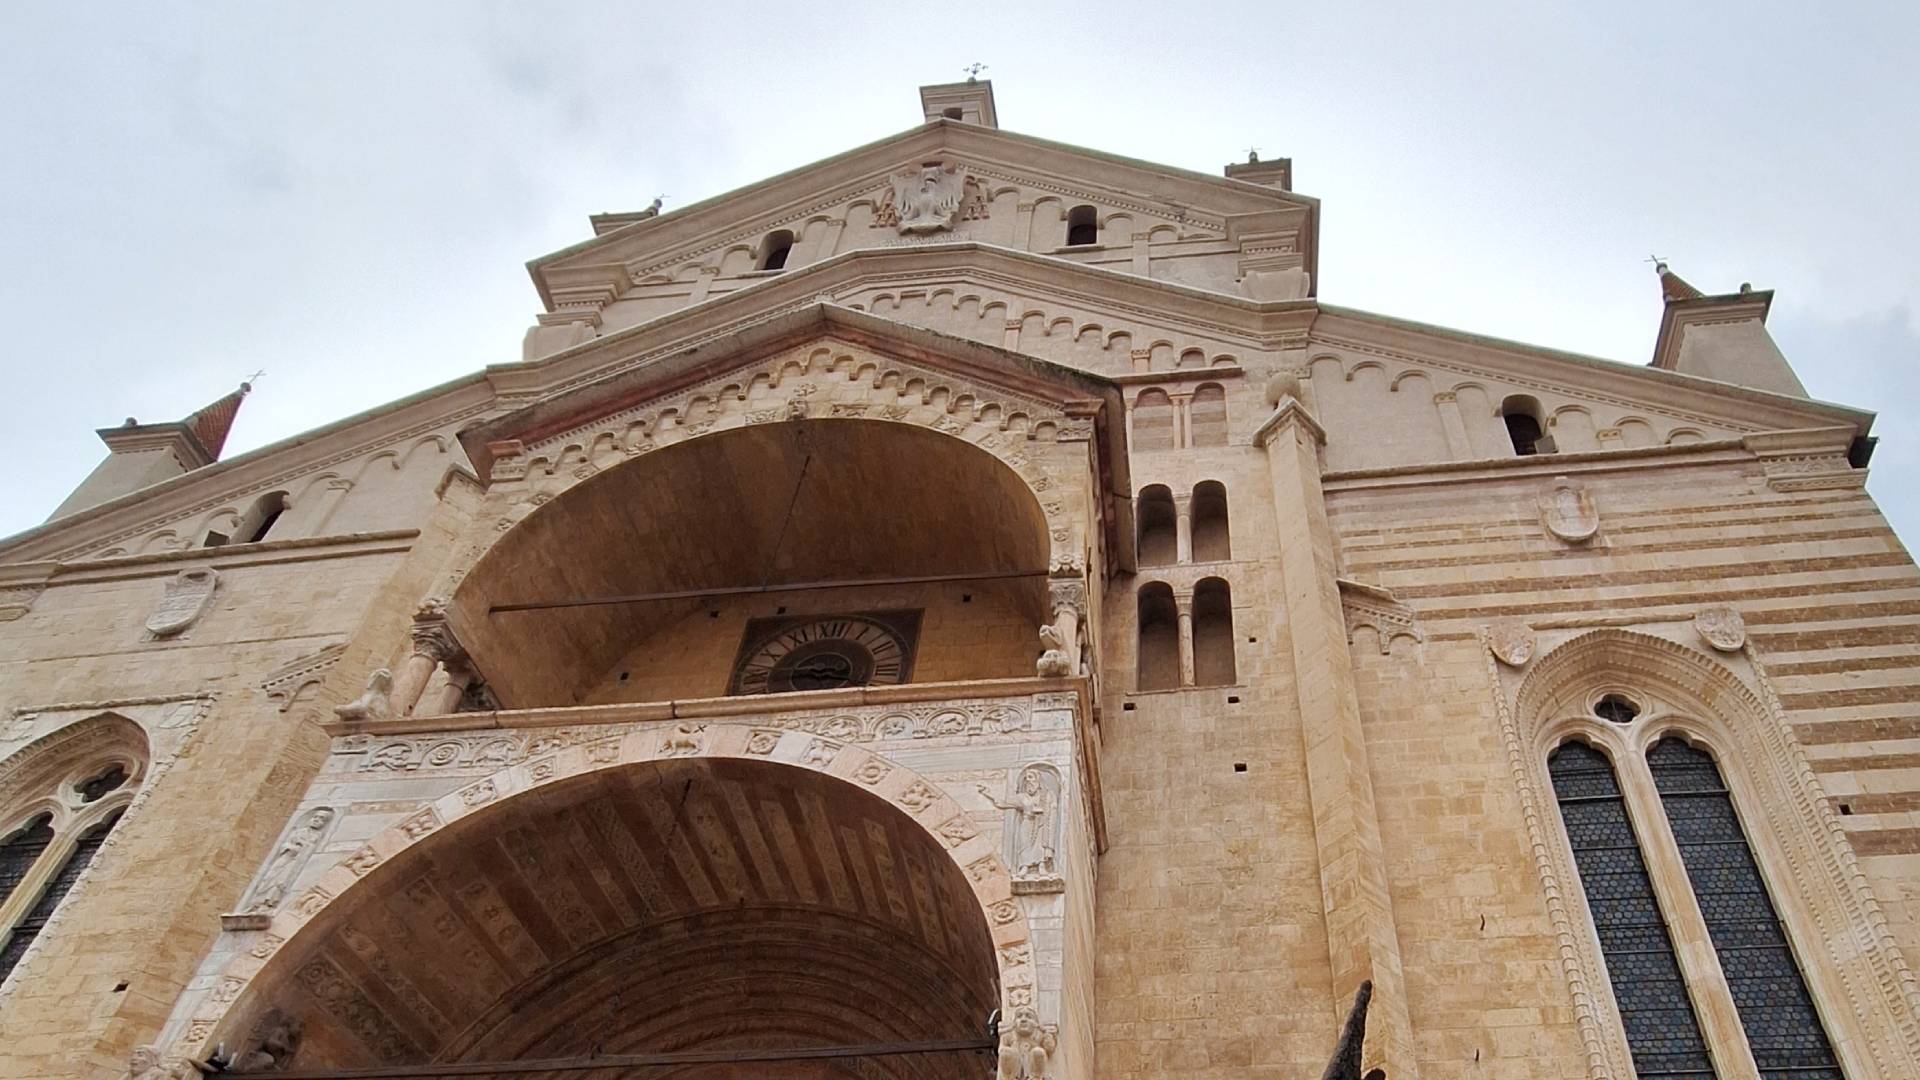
xmin=1649 ymin=738 xmax=1843 ymax=1080
xmin=0 ymin=812 xmax=119 ymax=982
xmin=1549 ymin=742 xmax=1717 ymax=1078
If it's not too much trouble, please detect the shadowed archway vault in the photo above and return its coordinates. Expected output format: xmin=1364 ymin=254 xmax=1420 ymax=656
xmin=228 ymin=758 xmax=1001 ymax=1077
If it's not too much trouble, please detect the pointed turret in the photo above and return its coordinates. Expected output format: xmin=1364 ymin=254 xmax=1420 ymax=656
xmin=48 ymin=381 xmax=253 ymax=521
xmin=1648 ymin=262 xmax=1806 ymax=397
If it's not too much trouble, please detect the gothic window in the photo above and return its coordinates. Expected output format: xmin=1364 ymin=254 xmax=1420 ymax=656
xmin=1131 ymin=389 xmax=1175 ymax=453
xmin=759 ymin=230 xmax=795 ymax=271
xmin=1192 ymin=577 xmax=1236 ymax=687
xmin=0 ymin=815 xmax=54 ymax=908
xmin=1136 ymin=582 xmax=1180 ymax=692
xmin=1549 ymin=741 xmax=1716 ymax=1079
xmin=1647 ymin=738 xmax=1843 ymax=1079
xmin=1136 ymin=486 xmax=1177 ymax=567
xmin=1501 ymin=394 xmax=1551 ymax=456
xmin=1190 ymin=384 xmax=1228 ymax=447
xmin=1191 ymin=481 xmax=1230 ymax=562
xmin=0 ymin=716 xmax=147 ymax=989
xmin=0 ymin=813 xmax=120 ymax=982
xmin=1065 ymin=205 xmax=1097 ymax=247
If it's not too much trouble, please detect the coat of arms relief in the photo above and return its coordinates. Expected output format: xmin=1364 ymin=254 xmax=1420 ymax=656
xmin=874 ymin=161 xmax=985 ymax=233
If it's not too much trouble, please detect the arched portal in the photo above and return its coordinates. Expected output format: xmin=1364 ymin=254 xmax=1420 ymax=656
xmin=453 ymin=419 xmax=1053 ymax=708
xmin=220 ymin=757 xmax=1002 ymax=1077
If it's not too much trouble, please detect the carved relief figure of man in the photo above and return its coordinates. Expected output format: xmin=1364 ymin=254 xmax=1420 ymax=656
xmin=998 ymin=1006 xmax=1056 ymax=1080
xmin=246 ymin=808 xmax=334 ymax=914
xmin=979 ymin=767 xmax=1058 ymax=878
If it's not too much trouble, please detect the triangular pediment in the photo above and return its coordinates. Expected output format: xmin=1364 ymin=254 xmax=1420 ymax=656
xmin=530 ymin=120 xmax=1315 ymax=312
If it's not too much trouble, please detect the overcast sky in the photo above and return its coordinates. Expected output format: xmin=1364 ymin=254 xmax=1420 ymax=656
xmin=2 ymin=3 xmax=1914 ymax=547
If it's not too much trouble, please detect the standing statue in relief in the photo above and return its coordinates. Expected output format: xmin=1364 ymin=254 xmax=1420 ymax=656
xmin=979 ymin=766 xmax=1059 ymax=880
xmin=245 ymin=808 xmax=335 ymax=914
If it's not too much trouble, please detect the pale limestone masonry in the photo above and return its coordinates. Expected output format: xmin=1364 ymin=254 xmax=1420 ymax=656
xmin=0 ymin=80 xmax=1913 ymax=1080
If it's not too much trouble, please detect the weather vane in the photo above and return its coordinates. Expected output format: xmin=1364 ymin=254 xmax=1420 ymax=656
xmin=964 ymin=62 xmax=987 ymax=82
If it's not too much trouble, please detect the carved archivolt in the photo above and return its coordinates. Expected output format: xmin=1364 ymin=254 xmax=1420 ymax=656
xmin=1490 ymin=627 xmax=1920 ymax=1079
xmin=454 ymin=340 xmax=1091 ymax=595
xmin=179 ymin=719 xmax=1040 ymax=1063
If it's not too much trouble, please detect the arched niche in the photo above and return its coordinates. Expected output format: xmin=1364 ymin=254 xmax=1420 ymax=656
xmin=1135 ymin=486 xmax=1176 ymax=567
xmin=203 ymin=745 xmax=1028 ymax=1078
xmin=453 ymin=419 xmax=1055 ymax=708
xmin=1499 ymin=628 xmax=1920 ymax=1080
xmin=1136 ymin=583 xmax=1179 ymax=691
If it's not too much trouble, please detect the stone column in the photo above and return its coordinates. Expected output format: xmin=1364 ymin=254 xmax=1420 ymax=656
xmin=392 ymin=598 xmax=464 ymax=718
xmin=1433 ymin=391 xmax=1471 ymax=461
xmin=1174 ymin=590 xmax=1195 ymax=687
xmin=1172 ymin=392 xmax=1194 ymax=450
xmin=1174 ymin=495 xmax=1194 ymax=564
xmin=1254 ymin=388 xmax=1416 ymax=1079
xmin=1048 ymin=578 xmax=1088 ymax=675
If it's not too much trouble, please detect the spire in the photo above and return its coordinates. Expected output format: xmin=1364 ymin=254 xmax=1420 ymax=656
xmin=183 ymin=380 xmax=253 ymax=461
xmin=1653 ymin=260 xmax=1703 ymax=303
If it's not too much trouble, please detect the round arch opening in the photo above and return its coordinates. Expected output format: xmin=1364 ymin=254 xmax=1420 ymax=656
xmin=453 ymin=419 xmax=1053 ymax=708
xmin=223 ymin=757 xmax=1001 ymax=1077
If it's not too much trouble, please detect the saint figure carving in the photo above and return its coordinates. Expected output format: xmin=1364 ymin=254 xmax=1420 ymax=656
xmin=980 ymin=766 xmax=1059 ymax=879
xmin=891 ymin=162 xmax=967 ymax=234
xmin=246 ymin=808 xmax=334 ymax=914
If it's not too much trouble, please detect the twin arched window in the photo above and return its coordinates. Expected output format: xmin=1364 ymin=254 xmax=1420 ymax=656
xmin=0 ymin=720 xmax=145 ymax=987
xmin=0 ymin=764 xmax=133 ymax=982
xmin=1548 ymin=704 xmax=1840 ymax=1078
xmin=1135 ymin=577 xmax=1235 ymax=691
xmin=1136 ymin=482 xmax=1231 ymax=568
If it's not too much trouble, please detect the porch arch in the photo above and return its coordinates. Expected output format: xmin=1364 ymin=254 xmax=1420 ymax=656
xmin=190 ymin=728 xmax=1034 ymax=1074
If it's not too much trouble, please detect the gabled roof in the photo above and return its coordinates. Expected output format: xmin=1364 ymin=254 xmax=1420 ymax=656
xmin=527 ymin=118 xmax=1319 ymax=310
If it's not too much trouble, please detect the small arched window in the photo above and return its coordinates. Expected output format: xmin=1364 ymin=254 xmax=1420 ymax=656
xmin=758 ymin=230 xmax=795 ymax=272
xmin=1500 ymin=395 xmax=1551 ymax=456
xmin=1132 ymin=389 xmax=1175 ymax=453
xmin=1192 ymin=577 xmax=1236 ymax=687
xmin=1065 ymin=205 xmax=1098 ymax=247
xmin=1136 ymin=486 xmax=1177 ymax=567
xmin=234 ymin=491 xmax=288 ymax=544
xmin=1191 ymin=481 xmax=1230 ymax=562
xmin=1190 ymin=384 xmax=1228 ymax=447
xmin=1136 ymin=583 xmax=1180 ymax=692
xmin=942 ymin=106 xmax=964 ymax=120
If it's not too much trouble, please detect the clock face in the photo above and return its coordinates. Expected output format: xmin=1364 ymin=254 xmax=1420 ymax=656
xmin=730 ymin=611 xmax=921 ymax=695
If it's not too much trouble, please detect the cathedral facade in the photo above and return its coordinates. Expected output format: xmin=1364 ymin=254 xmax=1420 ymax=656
xmin=1 ymin=81 xmax=1915 ymax=1080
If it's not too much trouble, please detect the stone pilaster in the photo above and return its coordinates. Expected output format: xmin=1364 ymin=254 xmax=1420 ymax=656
xmin=1255 ymin=395 xmax=1415 ymax=1079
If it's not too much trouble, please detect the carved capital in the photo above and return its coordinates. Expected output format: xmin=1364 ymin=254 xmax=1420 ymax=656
xmin=1048 ymin=580 xmax=1088 ymax=621
xmin=407 ymin=597 xmax=462 ymax=664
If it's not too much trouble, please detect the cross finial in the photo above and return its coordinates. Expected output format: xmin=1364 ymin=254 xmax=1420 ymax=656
xmin=1245 ymin=146 xmax=1261 ymax=164
xmin=242 ymin=369 xmax=266 ymax=392
xmin=1646 ymin=253 xmax=1670 ymax=275
xmin=964 ymin=62 xmax=987 ymax=82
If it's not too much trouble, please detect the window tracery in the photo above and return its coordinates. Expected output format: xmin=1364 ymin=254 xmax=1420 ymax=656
xmin=1545 ymin=693 xmax=1842 ymax=1079
xmin=0 ymin=718 xmax=146 ymax=987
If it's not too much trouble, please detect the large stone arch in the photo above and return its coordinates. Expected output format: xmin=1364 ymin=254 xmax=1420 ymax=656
xmin=179 ymin=724 xmax=1037 ymax=1070
xmin=1490 ymin=626 xmax=1920 ymax=1079
xmin=438 ymin=353 xmax=1084 ymax=707
xmin=448 ymin=338 xmax=1097 ymax=597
